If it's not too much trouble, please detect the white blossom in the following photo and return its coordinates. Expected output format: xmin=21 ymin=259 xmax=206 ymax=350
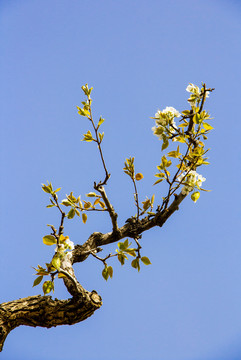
xmin=196 ymin=174 xmax=206 ymax=187
xmin=65 ymin=238 xmax=74 ymax=250
xmin=163 ymin=106 xmax=181 ymax=118
xmin=181 ymin=186 xmax=193 ymax=195
xmin=55 ymin=244 xmax=65 ymax=253
xmin=170 ymin=119 xmax=177 ymax=133
xmin=152 ymin=125 xmax=165 ymax=140
xmin=186 ymin=83 xmax=200 ymax=95
xmin=178 ymin=170 xmax=206 ymax=195
xmin=155 ymin=106 xmax=180 ymax=123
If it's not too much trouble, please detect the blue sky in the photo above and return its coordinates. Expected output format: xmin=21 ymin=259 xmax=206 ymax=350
xmin=1 ymin=0 xmax=241 ymax=359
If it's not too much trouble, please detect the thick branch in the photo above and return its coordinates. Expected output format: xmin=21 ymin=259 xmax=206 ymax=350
xmin=73 ymin=192 xmax=186 ymax=264
xmin=0 ymin=290 xmax=102 ymax=352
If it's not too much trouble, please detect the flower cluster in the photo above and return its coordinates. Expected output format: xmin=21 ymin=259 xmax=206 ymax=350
xmin=55 ymin=236 xmax=74 ymax=254
xmin=186 ymin=83 xmax=209 ymax=108
xmin=152 ymin=106 xmax=181 ymax=140
xmin=178 ymin=170 xmax=206 ymax=195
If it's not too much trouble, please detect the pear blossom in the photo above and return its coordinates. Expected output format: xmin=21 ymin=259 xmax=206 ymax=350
xmin=178 ymin=170 xmax=206 ymax=196
xmin=65 ymin=238 xmax=74 ymax=250
xmin=55 ymin=243 xmax=65 ymax=253
xmin=186 ymin=83 xmax=200 ymax=95
xmin=152 ymin=106 xmax=180 ymax=140
xmin=196 ymin=174 xmax=206 ymax=187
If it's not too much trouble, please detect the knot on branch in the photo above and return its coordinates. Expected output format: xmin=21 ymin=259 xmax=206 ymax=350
xmin=72 ymin=232 xmax=104 ymax=264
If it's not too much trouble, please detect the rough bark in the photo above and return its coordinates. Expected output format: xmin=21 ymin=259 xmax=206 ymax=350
xmin=73 ymin=192 xmax=186 ymax=263
xmin=0 ymin=192 xmax=185 ymax=351
xmin=0 ymin=291 xmax=102 ymax=352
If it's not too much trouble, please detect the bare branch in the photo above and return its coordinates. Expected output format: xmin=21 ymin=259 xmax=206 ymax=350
xmin=94 ymin=185 xmax=119 ymax=233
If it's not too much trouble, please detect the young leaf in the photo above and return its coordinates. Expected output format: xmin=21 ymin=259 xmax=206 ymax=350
xmin=43 ymin=235 xmax=57 ymax=246
xmin=123 ymin=239 xmax=129 ymax=249
xmin=191 ymin=191 xmax=200 ymax=203
xmin=99 ymin=201 xmax=106 ymax=209
xmin=153 ymin=179 xmax=164 ymax=185
xmin=58 ymin=272 xmax=66 ymax=278
xmin=97 ymin=117 xmax=105 ymax=127
xmin=67 ymin=208 xmax=75 ymax=219
xmin=61 ymin=199 xmax=71 ymax=206
xmin=141 ymin=256 xmax=151 ymax=265
xmin=51 ymin=255 xmax=61 ymax=270
xmin=135 ymin=173 xmax=144 ymax=181
xmin=131 ymin=258 xmax=140 ymax=272
xmin=86 ymin=192 xmax=98 ymax=197
xmin=82 ymin=130 xmax=93 ymax=142
xmin=84 ymin=201 xmax=92 ymax=209
xmin=161 ymin=139 xmax=169 ymax=151
xmin=102 ymin=266 xmax=109 ymax=281
xmin=33 ymin=275 xmax=43 ymax=287
xmin=42 ymin=280 xmax=54 ymax=295
xmin=117 ymin=253 xmax=126 ymax=265
xmin=42 ymin=184 xmax=52 ymax=194
xmin=82 ymin=213 xmax=87 ymax=224
xmin=203 ymin=122 xmax=214 ymax=130
xmin=107 ymin=266 xmax=113 ymax=278
xmin=125 ymin=248 xmax=136 ymax=257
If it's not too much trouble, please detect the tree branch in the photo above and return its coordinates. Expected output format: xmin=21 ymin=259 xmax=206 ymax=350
xmin=94 ymin=185 xmax=119 ymax=233
xmin=0 ymin=290 xmax=102 ymax=352
xmin=72 ymin=191 xmax=186 ymax=264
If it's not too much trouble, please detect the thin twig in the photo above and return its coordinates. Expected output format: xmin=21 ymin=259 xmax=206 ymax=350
xmin=88 ymin=104 xmax=110 ymax=186
xmin=94 ymin=185 xmax=119 ymax=232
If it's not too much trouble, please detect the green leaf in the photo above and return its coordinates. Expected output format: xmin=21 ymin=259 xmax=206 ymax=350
xmin=33 ymin=275 xmax=43 ymax=287
xmin=99 ymin=132 xmax=104 ymax=142
xmin=153 ymin=179 xmax=164 ymax=185
xmin=123 ymin=239 xmax=129 ymax=249
xmin=193 ymin=113 xmax=201 ymax=124
xmin=131 ymin=258 xmax=140 ymax=272
xmin=141 ymin=256 xmax=151 ymax=265
xmin=107 ymin=266 xmax=113 ymax=278
xmin=67 ymin=208 xmax=75 ymax=219
xmin=118 ymin=242 xmax=126 ymax=251
xmin=58 ymin=272 xmax=66 ymax=278
xmin=82 ymin=130 xmax=94 ymax=142
xmin=97 ymin=117 xmax=105 ymax=127
xmin=161 ymin=139 xmax=169 ymax=151
xmin=191 ymin=191 xmax=200 ymax=203
xmin=203 ymin=122 xmax=214 ymax=130
xmin=174 ymin=135 xmax=186 ymax=143
xmin=135 ymin=173 xmax=144 ymax=181
xmin=42 ymin=280 xmax=54 ymax=295
xmin=155 ymin=173 xmax=165 ymax=178
xmin=117 ymin=253 xmax=126 ymax=265
xmin=82 ymin=213 xmax=87 ymax=224
xmin=168 ymin=146 xmax=181 ymax=159
xmin=102 ymin=266 xmax=109 ymax=281
xmin=86 ymin=192 xmax=98 ymax=197
xmin=77 ymin=106 xmax=90 ymax=117
xmin=125 ymin=248 xmax=136 ymax=257
xmin=43 ymin=235 xmax=57 ymax=246
xmin=42 ymin=184 xmax=52 ymax=194
xmin=61 ymin=199 xmax=71 ymax=206
xmin=51 ymin=255 xmax=61 ymax=270
xmin=182 ymin=110 xmax=191 ymax=116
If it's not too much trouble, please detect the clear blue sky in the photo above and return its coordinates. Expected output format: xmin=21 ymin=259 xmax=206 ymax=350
xmin=1 ymin=0 xmax=241 ymax=359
